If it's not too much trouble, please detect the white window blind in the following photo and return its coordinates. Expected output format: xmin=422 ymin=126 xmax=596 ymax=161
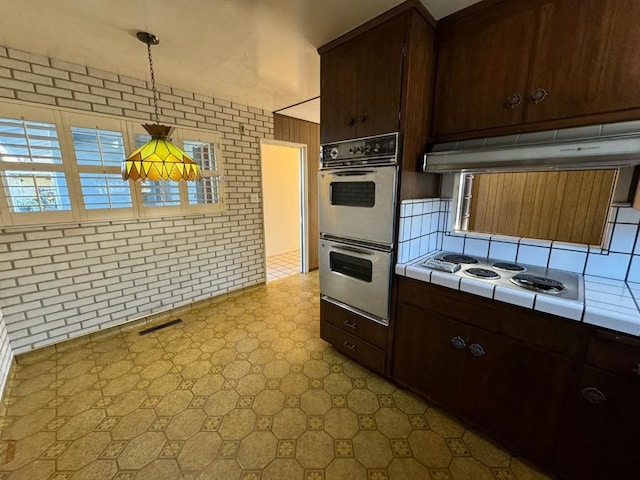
xmin=71 ymin=126 xmax=132 ymax=211
xmin=0 ymin=100 xmax=226 ymax=226
xmin=0 ymin=115 xmax=72 ymax=220
xmin=184 ymin=140 xmax=220 ymax=206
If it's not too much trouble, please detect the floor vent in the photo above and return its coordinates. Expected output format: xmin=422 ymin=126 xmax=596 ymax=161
xmin=138 ymin=319 xmax=182 ymax=336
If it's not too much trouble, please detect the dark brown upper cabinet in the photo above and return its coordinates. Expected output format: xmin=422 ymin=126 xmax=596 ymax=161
xmin=433 ymin=0 xmax=640 ymax=141
xmin=319 ymin=1 xmax=439 ymax=199
xmin=320 ymin=16 xmax=405 ymax=143
xmin=525 ymin=0 xmax=640 ymax=124
xmin=432 ymin=5 xmax=537 ymax=136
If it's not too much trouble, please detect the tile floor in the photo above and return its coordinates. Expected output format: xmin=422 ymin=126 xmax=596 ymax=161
xmin=0 ymin=272 xmax=551 ymax=480
xmin=266 ymin=250 xmax=300 ymax=282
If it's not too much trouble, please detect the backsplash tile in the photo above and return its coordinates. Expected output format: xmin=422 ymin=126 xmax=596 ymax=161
xmin=517 ymin=244 xmax=551 ymax=268
xmin=609 ymin=223 xmax=638 ymax=253
xmin=464 ymin=237 xmax=490 ymax=258
xmin=489 ymin=241 xmax=518 ymax=262
xmin=442 ymin=234 xmax=464 ymax=253
xmin=616 ymin=206 xmax=640 ymax=224
xmin=585 ymin=252 xmax=631 ymax=280
xmin=397 ymin=199 xmax=443 ymax=264
xmin=548 ymin=249 xmax=588 ymax=273
xmin=400 ymin=199 xmax=640 ymax=284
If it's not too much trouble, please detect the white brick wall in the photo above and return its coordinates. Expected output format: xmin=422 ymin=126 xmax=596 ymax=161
xmin=0 ymin=307 xmax=12 ymax=400
xmin=0 ymin=45 xmax=272 ymax=356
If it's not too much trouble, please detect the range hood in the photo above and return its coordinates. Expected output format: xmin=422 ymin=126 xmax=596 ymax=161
xmin=423 ymin=121 xmax=640 ymax=173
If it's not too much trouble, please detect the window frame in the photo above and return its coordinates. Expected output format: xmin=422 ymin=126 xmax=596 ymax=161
xmin=180 ymin=130 xmax=225 ymax=215
xmin=0 ymin=99 xmax=225 ymax=228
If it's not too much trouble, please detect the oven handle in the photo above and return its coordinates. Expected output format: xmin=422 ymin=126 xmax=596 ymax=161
xmin=328 ymin=170 xmax=375 ymax=177
xmin=330 ymin=245 xmax=373 ymax=256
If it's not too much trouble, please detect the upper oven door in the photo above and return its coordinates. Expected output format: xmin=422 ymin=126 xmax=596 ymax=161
xmin=319 ymin=165 xmax=398 ymax=246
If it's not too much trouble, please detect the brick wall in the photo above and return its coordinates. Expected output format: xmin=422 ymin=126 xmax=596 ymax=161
xmin=0 ymin=46 xmax=273 ymax=357
xmin=0 ymin=308 xmax=12 ymax=397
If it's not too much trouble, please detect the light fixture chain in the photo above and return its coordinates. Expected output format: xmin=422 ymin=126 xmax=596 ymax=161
xmin=147 ymin=42 xmax=160 ymax=124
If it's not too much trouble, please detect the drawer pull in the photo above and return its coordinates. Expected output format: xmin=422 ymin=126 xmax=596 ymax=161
xmin=582 ymin=387 xmax=607 ymax=405
xmin=451 ymin=336 xmax=466 ymax=350
xmin=343 ymin=341 xmax=357 ymax=351
xmin=469 ymin=343 xmax=486 ymax=357
xmin=633 ymin=364 xmax=640 ymax=377
xmin=344 ymin=320 xmax=357 ymax=330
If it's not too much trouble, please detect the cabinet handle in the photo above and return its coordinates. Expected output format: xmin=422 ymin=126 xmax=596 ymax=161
xmin=343 ymin=320 xmax=357 ymax=330
xmin=528 ymin=88 xmax=548 ymax=104
xmin=451 ymin=336 xmax=466 ymax=350
xmin=347 ymin=117 xmax=356 ymax=126
xmin=633 ymin=363 xmax=640 ymax=377
xmin=504 ymin=93 xmax=522 ymax=109
xmin=358 ymin=114 xmax=367 ymax=124
xmin=469 ymin=343 xmax=486 ymax=357
xmin=343 ymin=341 xmax=357 ymax=351
xmin=582 ymin=387 xmax=607 ymax=405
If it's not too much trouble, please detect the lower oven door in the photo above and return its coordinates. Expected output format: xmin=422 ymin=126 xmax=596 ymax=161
xmin=319 ymin=165 xmax=397 ymax=246
xmin=319 ymin=238 xmax=392 ymax=323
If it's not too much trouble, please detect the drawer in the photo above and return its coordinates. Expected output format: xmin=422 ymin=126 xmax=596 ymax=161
xmin=586 ymin=329 xmax=640 ymax=378
xmin=320 ymin=319 xmax=385 ymax=374
xmin=321 ymin=298 xmax=388 ymax=349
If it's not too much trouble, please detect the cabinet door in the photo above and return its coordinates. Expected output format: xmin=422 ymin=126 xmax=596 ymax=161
xmin=500 ymin=341 xmax=572 ymax=462
xmin=392 ymin=302 xmax=469 ymax=412
xmin=526 ymin=0 xmax=640 ymax=123
xmin=432 ymin=8 xmax=536 ymax=137
xmin=320 ymin=41 xmax=358 ymax=143
xmin=555 ymin=366 xmax=640 ymax=480
xmin=354 ymin=16 xmax=405 ymax=138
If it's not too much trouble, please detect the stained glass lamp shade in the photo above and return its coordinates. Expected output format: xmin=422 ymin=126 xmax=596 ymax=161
xmin=123 ymin=124 xmax=201 ymax=181
xmin=122 ymin=31 xmax=201 ymax=182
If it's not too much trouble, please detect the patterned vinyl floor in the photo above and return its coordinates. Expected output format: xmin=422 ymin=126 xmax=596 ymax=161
xmin=0 ymin=272 xmax=551 ymax=480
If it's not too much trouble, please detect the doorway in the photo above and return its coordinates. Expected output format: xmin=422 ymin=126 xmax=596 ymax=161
xmin=260 ymin=140 xmax=308 ymax=282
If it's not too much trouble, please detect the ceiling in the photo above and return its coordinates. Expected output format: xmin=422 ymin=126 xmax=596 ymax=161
xmin=0 ymin=0 xmax=481 ymax=122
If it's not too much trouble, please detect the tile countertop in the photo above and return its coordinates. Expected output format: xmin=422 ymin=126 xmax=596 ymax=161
xmin=396 ymin=253 xmax=640 ymax=337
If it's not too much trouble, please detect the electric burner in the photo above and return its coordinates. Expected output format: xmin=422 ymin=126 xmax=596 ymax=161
xmin=464 ymin=268 xmax=500 ymax=279
xmin=510 ymin=274 xmax=566 ymax=294
xmin=492 ymin=262 xmax=526 ymax=272
xmin=441 ymin=254 xmax=478 ymax=265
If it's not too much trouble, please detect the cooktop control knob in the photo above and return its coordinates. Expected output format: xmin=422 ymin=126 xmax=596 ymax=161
xmin=373 ymin=143 xmax=380 ymax=153
xmin=348 ymin=147 xmax=356 ymax=154
xmin=329 ymin=147 xmax=339 ymax=159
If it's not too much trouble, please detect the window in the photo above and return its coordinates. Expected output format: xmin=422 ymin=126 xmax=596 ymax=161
xmin=184 ymin=139 xmax=222 ymax=208
xmin=0 ymin=100 xmax=225 ymax=227
xmin=452 ymin=170 xmax=618 ymax=246
xmin=71 ymin=126 xmax=133 ymax=211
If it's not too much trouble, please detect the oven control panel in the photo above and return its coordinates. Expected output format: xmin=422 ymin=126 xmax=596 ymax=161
xmin=321 ymin=133 xmax=398 ymax=167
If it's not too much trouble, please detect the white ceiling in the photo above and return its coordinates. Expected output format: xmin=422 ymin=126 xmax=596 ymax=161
xmin=0 ymin=0 xmax=480 ymax=122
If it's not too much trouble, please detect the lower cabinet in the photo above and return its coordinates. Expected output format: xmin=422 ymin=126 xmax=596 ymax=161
xmin=554 ymin=332 xmax=640 ymax=479
xmin=392 ymin=276 xmax=579 ymax=466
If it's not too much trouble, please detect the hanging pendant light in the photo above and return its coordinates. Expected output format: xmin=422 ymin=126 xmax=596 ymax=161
xmin=123 ymin=32 xmax=201 ymax=182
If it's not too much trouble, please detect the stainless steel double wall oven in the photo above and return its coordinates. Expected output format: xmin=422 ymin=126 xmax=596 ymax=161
xmin=318 ymin=133 xmax=398 ymax=325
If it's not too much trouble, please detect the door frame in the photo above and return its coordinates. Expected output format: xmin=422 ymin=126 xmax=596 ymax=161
xmin=259 ymin=139 xmax=309 ymax=279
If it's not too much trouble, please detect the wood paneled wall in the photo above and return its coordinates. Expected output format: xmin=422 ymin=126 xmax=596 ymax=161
xmin=469 ymin=170 xmax=617 ymax=245
xmin=273 ymin=114 xmax=320 ymax=270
